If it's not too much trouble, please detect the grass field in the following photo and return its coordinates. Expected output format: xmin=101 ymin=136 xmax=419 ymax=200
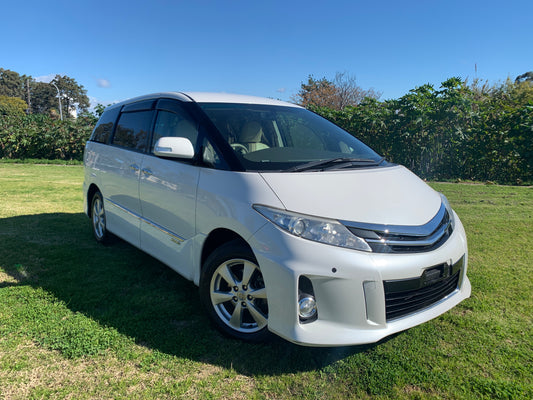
xmin=0 ymin=163 xmax=531 ymax=399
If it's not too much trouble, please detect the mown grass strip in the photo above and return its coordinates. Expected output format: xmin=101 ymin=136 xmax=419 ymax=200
xmin=0 ymin=164 xmax=531 ymax=399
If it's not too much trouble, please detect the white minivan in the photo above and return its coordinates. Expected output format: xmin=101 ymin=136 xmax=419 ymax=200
xmin=83 ymin=92 xmax=471 ymax=346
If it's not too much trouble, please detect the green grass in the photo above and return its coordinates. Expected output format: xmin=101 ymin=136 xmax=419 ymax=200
xmin=0 ymin=158 xmax=83 ymax=166
xmin=0 ymin=163 xmax=531 ymax=399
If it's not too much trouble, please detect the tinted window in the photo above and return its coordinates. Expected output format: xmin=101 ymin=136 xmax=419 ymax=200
xmin=112 ymin=111 xmax=153 ymax=151
xmin=288 ymin=122 xmax=326 ymax=149
xmin=152 ymin=109 xmax=199 ymax=152
xmin=202 ymin=136 xmax=228 ymax=170
xmin=199 ymin=103 xmax=382 ymax=171
xmin=90 ymin=107 xmax=120 ymax=144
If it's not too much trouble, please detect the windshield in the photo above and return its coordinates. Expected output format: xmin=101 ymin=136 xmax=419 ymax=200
xmin=199 ymin=103 xmax=384 ymax=171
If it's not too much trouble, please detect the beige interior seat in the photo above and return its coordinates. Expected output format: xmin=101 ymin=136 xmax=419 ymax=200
xmin=238 ymin=121 xmax=269 ymax=152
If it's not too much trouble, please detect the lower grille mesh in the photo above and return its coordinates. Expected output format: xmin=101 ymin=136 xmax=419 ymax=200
xmin=384 ymin=264 xmax=461 ymax=321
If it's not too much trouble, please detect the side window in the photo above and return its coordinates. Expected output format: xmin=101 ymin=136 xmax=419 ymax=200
xmin=202 ymin=137 xmax=228 ymax=170
xmin=112 ymin=110 xmax=153 ymax=151
xmin=151 ymin=110 xmax=199 ymax=152
xmin=90 ymin=107 xmax=120 ymax=144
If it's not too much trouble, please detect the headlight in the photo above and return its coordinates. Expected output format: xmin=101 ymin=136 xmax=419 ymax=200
xmin=253 ymin=205 xmax=372 ymax=252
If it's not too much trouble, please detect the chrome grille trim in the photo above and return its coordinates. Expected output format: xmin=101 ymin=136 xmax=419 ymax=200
xmin=341 ymin=202 xmax=446 ymax=237
xmin=342 ymin=202 xmax=453 ymax=253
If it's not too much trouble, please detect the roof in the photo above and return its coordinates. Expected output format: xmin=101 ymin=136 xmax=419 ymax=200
xmin=182 ymin=92 xmax=300 ymax=107
xmin=106 ymin=92 xmax=301 ymax=110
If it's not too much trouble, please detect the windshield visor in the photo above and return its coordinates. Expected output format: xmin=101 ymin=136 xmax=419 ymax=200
xmin=199 ymin=103 xmax=383 ymax=171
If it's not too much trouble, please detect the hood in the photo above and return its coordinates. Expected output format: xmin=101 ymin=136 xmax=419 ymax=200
xmin=259 ymin=165 xmax=441 ymax=226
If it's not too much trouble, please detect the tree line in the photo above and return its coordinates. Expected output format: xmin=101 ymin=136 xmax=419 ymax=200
xmin=0 ymin=68 xmax=89 ymax=117
xmin=1 ymin=67 xmax=532 ymax=184
xmin=0 ymin=68 xmax=94 ymax=159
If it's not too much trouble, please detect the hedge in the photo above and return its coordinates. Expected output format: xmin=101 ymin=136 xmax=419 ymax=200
xmin=1 ymin=78 xmax=532 ymax=185
xmin=0 ymin=114 xmax=95 ymax=161
xmin=312 ymin=78 xmax=533 ymax=185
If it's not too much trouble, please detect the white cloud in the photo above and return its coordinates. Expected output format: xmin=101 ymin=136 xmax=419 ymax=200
xmin=88 ymin=96 xmax=119 ymax=113
xmin=34 ymin=73 xmax=56 ymax=83
xmin=276 ymin=87 xmax=286 ymax=93
xmin=89 ymin=96 xmax=100 ymax=110
xmin=96 ymin=78 xmax=111 ymax=88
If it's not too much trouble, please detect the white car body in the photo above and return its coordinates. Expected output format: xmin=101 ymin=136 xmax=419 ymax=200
xmin=83 ymin=92 xmax=471 ymax=346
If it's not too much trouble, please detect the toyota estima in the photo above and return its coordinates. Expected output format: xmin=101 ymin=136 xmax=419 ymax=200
xmin=83 ymin=92 xmax=471 ymax=346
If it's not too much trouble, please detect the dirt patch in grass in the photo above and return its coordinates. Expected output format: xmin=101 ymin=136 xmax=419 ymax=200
xmin=0 ymin=339 xmax=260 ymax=399
xmin=0 ymin=271 xmax=19 ymax=285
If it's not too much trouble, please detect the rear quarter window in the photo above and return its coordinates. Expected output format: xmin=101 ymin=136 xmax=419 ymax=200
xmin=90 ymin=107 xmax=120 ymax=144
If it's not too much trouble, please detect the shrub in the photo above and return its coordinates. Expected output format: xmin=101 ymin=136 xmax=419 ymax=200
xmin=0 ymin=114 xmax=96 ymax=161
xmin=0 ymin=95 xmax=28 ymax=116
xmin=312 ymin=79 xmax=533 ymax=185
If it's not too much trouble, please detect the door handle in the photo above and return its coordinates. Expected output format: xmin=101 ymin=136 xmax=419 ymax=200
xmin=141 ymin=168 xmax=153 ymax=176
xmin=129 ymin=164 xmax=140 ymax=172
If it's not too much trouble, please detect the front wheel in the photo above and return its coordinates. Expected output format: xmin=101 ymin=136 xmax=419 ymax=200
xmin=200 ymin=241 xmax=270 ymax=342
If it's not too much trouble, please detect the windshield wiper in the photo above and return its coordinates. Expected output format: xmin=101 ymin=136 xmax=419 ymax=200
xmin=323 ymin=156 xmax=385 ymax=171
xmin=285 ymin=157 xmax=385 ymax=172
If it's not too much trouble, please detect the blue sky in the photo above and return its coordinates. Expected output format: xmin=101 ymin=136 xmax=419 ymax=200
xmin=2 ymin=0 xmax=532 ymax=109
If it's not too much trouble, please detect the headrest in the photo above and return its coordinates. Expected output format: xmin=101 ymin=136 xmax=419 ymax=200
xmin=239 ymin=121 xmax=263 ymax=142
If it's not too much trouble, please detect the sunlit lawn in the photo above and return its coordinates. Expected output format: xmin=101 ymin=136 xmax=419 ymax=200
xmin=0 ymin=163 xmax=531 ymax=399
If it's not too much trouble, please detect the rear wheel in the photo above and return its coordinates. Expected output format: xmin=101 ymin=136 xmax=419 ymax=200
xmin=200 ymin=241 xmax=270 ymax=342
xmin=90 ymin=191 xmax=112 ymax=244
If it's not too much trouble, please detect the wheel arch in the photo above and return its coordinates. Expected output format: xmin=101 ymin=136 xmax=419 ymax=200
xmin=86 ymin=184 xmax=101 ymax=217
xmin=200 ymin=228 xmax=253 ymax=273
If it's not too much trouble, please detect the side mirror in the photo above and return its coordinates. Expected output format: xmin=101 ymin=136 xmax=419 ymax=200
xmin=154 ymin=137 xmax=195 ymax=159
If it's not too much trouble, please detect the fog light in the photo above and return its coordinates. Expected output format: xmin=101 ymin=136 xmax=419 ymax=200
xmin=298 ymin=296 xmax=317 ymax=319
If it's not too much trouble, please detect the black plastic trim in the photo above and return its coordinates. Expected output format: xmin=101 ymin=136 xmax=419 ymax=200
xmin=383 ymin=256 xmax=464 ymax=320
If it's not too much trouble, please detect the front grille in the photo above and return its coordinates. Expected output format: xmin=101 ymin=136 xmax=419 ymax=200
xmin=343 ymin=202 xmax=453 ymax=254
xmin=383 ymin=257 xmax=463 ymax=321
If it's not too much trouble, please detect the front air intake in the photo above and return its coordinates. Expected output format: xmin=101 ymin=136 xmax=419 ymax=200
xmin=383 ymin=256 xmax=464 ymax=321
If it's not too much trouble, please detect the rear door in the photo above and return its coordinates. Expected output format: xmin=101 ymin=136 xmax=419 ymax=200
xmin=102 ymin=101 xmax=154 ymax=247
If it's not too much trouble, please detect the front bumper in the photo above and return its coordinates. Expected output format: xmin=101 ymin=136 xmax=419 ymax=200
xmin=248 ymin=213 xmax=471 ymax=347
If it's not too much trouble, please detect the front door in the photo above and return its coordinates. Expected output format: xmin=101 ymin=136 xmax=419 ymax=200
xmin=139 ymin=102 xmax=200 ymax=279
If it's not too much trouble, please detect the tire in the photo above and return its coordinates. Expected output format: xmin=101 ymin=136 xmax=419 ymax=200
xmin=90 ymin=191 xmax=112 ymax=245
xmin=200 ymin=241 xmax=270 ymax=342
